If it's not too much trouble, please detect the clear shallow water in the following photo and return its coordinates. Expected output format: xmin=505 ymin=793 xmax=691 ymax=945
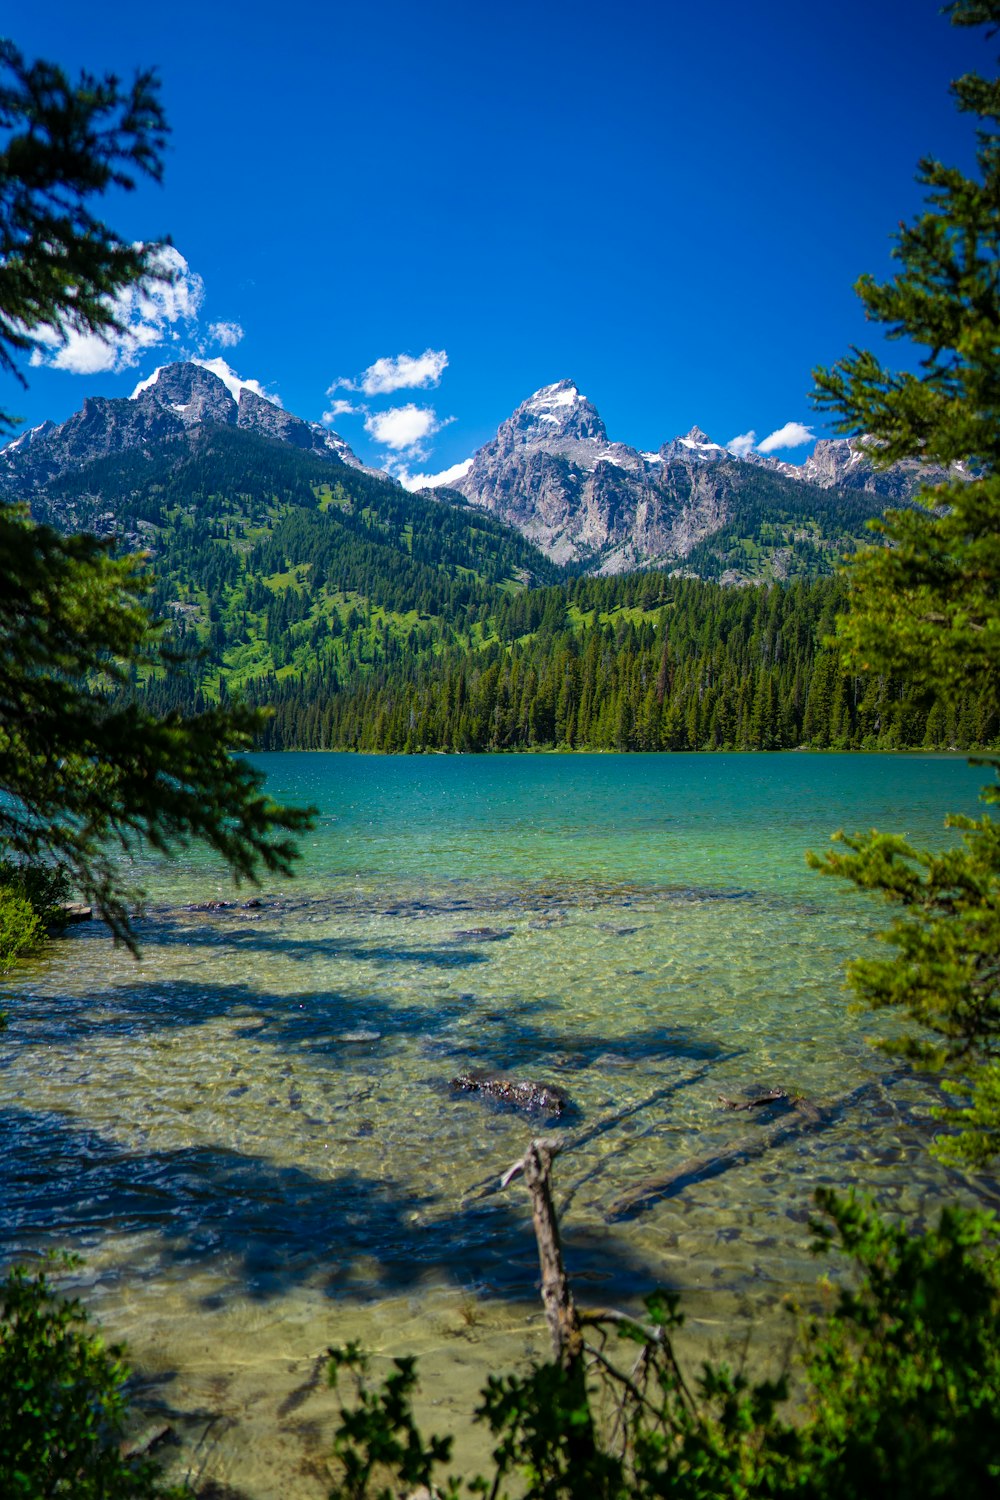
xmin=1 ymin=753 xmax=995 ymax=1496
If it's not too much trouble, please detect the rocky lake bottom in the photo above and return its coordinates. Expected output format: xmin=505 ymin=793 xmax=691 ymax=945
xmin=2 ymin=752 xmax=997 ymax=1497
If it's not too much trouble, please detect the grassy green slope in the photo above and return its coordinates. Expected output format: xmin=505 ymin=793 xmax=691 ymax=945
xmin=30 ymin=423 xmax=994 ymax=755
xmin=29 ymin=423 xmax=564 ymax=711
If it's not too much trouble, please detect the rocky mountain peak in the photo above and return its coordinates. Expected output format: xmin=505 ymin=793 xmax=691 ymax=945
xmin=448 ymin=379 xmax=938 ymax=575
xmin=682 ymin=425 xmax=717 ymax=448
xmin=656 ymin=424 xmax=728 ymax=464
xmin=237 ymin=385 xmax=310 ymax=447
xmin=0 ymin=360 xmax=375 ymax=498
xmin=133 ymin=361 xmax=238 ymax=428
xmin=505 ymin=379 xmax=607 ymax=446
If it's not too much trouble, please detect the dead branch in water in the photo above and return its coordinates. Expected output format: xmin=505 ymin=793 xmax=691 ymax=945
xmin=502 ymin=1138 xmax=703 ymax=1457
xmin=502 ymin=1139 xmax=582 ymax=1364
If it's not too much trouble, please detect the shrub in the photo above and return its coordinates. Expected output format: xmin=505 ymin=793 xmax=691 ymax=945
xmin=0 ymin=882 xmax=43 ymax=970
xmin=0 ymin=857 xmax=71 ymax=923
xmin=324 ymin=1191 xmax=1000 ymax=1500
xmin=0 ymin=1263 xmax=179 ymax=1498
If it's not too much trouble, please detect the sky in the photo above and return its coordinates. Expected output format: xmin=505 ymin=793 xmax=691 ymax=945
xmin=5 ymin=1 xmax=990 ymax=485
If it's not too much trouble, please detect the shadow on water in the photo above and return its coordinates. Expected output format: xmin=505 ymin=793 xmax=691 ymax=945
xmin=6 ymin=972 xmax=732 ymax=1074
xmin=5 ymin=977 xmax=461 ymax=1054
xmin=5 ymin=948 xmax=734 ymax=1080
xmin=0 ymin=1105 xmax=671 ymax=1308
xmin=130 ymin=911 xmax=495 ymax=967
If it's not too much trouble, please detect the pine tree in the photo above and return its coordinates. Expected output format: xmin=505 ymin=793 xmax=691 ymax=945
xmin=0 ymin=44 xmax=313 ymax=946
xmin=813 ymin=1 xmax=1000 ymax=698
xmin=811 ymin=0 xmax=1000 ymax=1166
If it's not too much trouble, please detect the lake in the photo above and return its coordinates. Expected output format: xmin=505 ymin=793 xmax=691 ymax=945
xmin=1 ymin=752 xmax=994 ymax=1496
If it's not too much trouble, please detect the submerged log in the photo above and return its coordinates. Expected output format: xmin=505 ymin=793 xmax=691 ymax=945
xmin=451 ymin=1071 xmax=569 ymax=1116
xmin=120 ymin=1422 xmax=172 ymax=1460
xmin=462 ymin=1059 xmax=739 ymax=1205
xmin=606 ymin=1080 xmax=879 ymax=1221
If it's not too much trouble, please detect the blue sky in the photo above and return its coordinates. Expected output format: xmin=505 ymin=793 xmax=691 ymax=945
xmin=7 ymin=1 xmax=988 ymax=483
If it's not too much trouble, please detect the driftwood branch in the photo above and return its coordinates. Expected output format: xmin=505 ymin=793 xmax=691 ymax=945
xmin=502 ymin=1139 xmax=583 ymax=1365
xmin=503 ymin=1144 xmax=700 ymax=1423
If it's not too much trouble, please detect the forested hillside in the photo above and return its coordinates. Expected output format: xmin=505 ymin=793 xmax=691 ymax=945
xmin=248 ymin=572 xmax=998 ymax=753
xmin=29 ymin=420 xmax=995 ymax=756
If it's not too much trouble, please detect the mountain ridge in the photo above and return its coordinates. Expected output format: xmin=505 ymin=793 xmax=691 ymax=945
xmin=0 ymin=361 xmax=379 ymax=498
xmin=1 ymin=364 xmax=985 ymax=759
xmin=442 ymin=378 xmax=946 ymax=574
xmin=1 ymin=363 xmax=948 ymax=584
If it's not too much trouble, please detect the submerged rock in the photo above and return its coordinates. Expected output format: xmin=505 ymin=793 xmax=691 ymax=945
xmin=451 ymin=1070 xmax=568 ymax=1116
xmin=184 ymin=897 xmax=265 ymax=912
xmin=717 ymin=1088 xmax=795 ymax=1112
xmin=449 ymin=927 xmax=513 ymax=943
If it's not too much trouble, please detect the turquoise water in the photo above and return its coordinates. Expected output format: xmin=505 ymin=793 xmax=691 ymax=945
xmin=0 ymin=753 xmax=993 ymax=1496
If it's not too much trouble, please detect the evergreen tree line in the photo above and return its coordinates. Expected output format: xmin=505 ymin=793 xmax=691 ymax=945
xmin=244 ymin=574 xmax=999 ymax=753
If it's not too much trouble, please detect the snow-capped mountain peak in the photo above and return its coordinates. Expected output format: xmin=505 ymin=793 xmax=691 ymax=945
xmin=502 ymin=378 xmax=607 ymax=448
xmin=446 ymin=381 xmax=938 ymax=573
xmin=0 ymin=360 xmax=378 ymax=494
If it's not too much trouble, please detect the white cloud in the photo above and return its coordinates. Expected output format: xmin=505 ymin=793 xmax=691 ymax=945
xmin=322 ymin=399 xmax=360 ymax=425
xmin=28 ymin=244 xmax=205 ymax=376
xmin=364 ymin=403 xmax=445 ymax=452
xmin=208 ymin=320 xmax=244 ymax=348
xmin=726 ymin=430 xmax=757 ymax=458
xmin=332 ymin=348 xmax=448 ymax=397
xmin=192 ymin=356 xmax=282 ymax=407
xmin=396 ymin=456 xmax=473 ymax=491
xmin=757 ymin=421 xmax=815 ymax=453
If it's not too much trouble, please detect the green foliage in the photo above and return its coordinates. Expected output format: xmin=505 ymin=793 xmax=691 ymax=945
xmin=327 ymin=1342 xmax=458 ymax=1500
xmin=247 ymin=573 xmax=992 ymax=755
xmin=0 ymin=858 xmax=72 ymax=924
xmin=0 ymin=41 xmax=168 ymax=431
xmin=469 ymin=1289 xmax=793 ymax=1500
xmin=827 ymin=475 xmax=1000 ymax=703
xmin=809 ymin=767 xmax=1000 ymax=1168
xmin=0 ymin=884 xmax=42 ymax=970
xmin=813 ymin=0 xmax=1000 ymax=474
xmin=0 ymin=860 xmax=72 ymax=971
xmin=325 ymin=1193 xmax=1000 ymax=1500
xmin=51 ymin=429 xmax=969 ymax=757
xmin=0 ymin=1262 xmax=179 ymax=1498
xmin=812 ymin=1 xmax=1000 ymax=697
xmin=796 ymin=1188 xmax=1000 ymax=1498
xmin=0 ymin=498 xmax=314 ymax=947
xmin=0 ymin=54 xmax=315 ymax=948
xmin=807 ymin=1 xmax=1000 ymax=1170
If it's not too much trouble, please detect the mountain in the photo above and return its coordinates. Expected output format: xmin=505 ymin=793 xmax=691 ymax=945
xmin=0 ymin=360 xmax=376 ymax=502
xmin=2 ymin=364 xmax=951 ymax=587
xmin=442 ymin=379 xmax=946 ymax=577
xmin=1 ymin=366 xmax=984 ymax=759
xmin=783 ymin=436 xmax=947 ymax=500
xmin=0 ymin=363 xmax=564 ymax=719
